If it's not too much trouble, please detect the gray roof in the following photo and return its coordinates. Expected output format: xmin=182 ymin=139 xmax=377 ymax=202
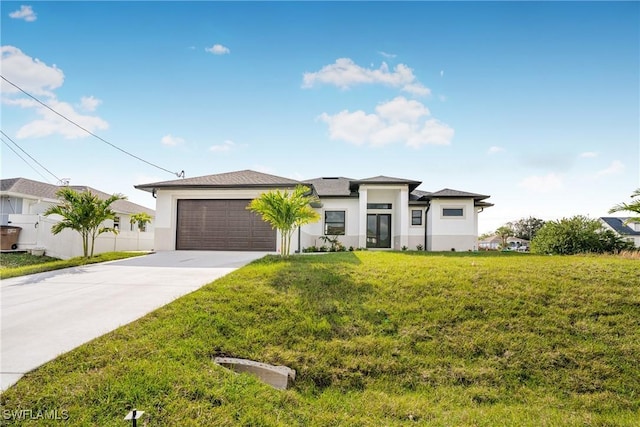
xmin=1 ymin=177 xmax=154 ymax=216
xmin=350 ymin=175 xmax=422 ymax=192
xmin=1 ymin=177 xmax=59 ymax=200
xmin=600 ymin=217 xmax=640 ymax=236
xmin=428 ymin=188 xmax=490 ymax=200
xmin=133 ymin=169 xmax=491 ymax=207
xmin=136 ymin=169 xmax=301 ymax=192
xmin=410 ymin=189 xmax=432 ymax=200
xmin=303 ymin=177 xmax=354 ymax=197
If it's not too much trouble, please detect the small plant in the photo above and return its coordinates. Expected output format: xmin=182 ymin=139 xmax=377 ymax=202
xmin=348 ymin=246 xmax=354 ymax=252
xmin=320 ymin=235 xmax=345 ymax=252
xmin=401 ymin=245 xmax=408 ymax=251
xmin=416 ymin=244 xmax=424 ymax=251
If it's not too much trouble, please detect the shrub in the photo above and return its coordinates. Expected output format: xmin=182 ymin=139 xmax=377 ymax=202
xmin=531 ymin=215 xmax=635 ymax=255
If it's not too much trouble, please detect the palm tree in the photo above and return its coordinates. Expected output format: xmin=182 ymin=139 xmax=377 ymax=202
xmin=247 ymin=185 xmax=320 ymax=257
xmin=44 ymin=187 xmax=126 ymax=258
xmin=130 ymin=212 xmax=152 ymax=231
xmin=130 ymin=212 xmax=153 ymax=249
xmin=495 ymin=225 xmax=514 ymax=250
xmin=609 ymin=188 xmax=640 ymax=223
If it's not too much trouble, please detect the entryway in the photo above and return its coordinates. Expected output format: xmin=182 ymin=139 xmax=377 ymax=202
xmin=367 ymin=214 xmax=391 ymax=248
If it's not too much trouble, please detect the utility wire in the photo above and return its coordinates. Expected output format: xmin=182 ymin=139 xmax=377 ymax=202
xmin=1 ymin=75 xmax=184 ymax=178
xmin=1 ymin=136 xmax=52 ymax=183
xmin=0 ymin=130 xmax=62 ymax=183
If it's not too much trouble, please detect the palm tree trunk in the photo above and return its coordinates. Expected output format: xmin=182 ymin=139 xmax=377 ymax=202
xmin=82 ymin=232 xmax=89 ymax=258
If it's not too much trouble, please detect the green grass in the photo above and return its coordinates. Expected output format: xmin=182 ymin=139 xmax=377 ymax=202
xmin=0 ymin=251 xmax=149 ymax=279
xmin=1 ymin=252 xmax=639 ymax=426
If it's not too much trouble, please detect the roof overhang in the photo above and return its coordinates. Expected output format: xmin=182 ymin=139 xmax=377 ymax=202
xmin=134 ymin=182 xmax=301 ymax=193
xmin=349 ymin=180 xmax=421 ymax=193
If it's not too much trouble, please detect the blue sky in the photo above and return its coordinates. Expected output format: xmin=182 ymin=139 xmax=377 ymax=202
xmin=2 ymin=1 xmax=638 ymax=233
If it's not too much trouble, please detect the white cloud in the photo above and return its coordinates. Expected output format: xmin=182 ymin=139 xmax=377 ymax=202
xmin=519 ymin=173 xmax=564 ymax=193
xmin=375 ymin=96 xmax=430 ymax=122
xmin=205 ymin=44 xmax=230 ymax=55
xmin=378 ymin=51 xmax=396 ymax=59
xmin=1 ymin=46 xmax=108 ymax=140
xmin=580 ymin=151 xmax=598 ymax=158
xmin=302 ymin=58 xmax=431 ymax=96
xmin=440 ymin=70 xmax=444 ymax=77
xmin=9 ymin=5 xmax=36 ymax=22
xmin=1 ymin=46 xmax=64 ymax=97
xmin=319 ymin=96 xmax=453 ymax=148
xmin=209 ymin=140 xmax=235 ymax=152
xmin=406 ymin=119 xmax=454 ymax=148
xmin=488 ymin=146 xmax=504 ymax=154
xmin=80 ymin=96 xmax=102 ymax=112
xmin=161 ymin=134 xmax=185 ymax=146
xmin=15 ymin=99 xmax=108 ymax=139
xmin=596 ymin=160 xmax=624 ymax=177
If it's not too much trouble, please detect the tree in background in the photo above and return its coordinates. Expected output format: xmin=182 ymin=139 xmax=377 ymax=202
xmin=248 ymin=185 xmax=321 ymax=258
xmin=130 ymin=212 xmax=153 ymax=249
xmin=609 ymin=188 xmax=640 ymax=223
xmin=130 ymin=212 xmax=153 ymax=231
xmin=508 ymin=217 xmax=546 ymax=240
xmin=44 ymin=187 xmax=126 ymax=258
xmin=531 ymin=215 xmax=634 ymax=255
xmin=495 ymin=225 xmax=514 ymax=249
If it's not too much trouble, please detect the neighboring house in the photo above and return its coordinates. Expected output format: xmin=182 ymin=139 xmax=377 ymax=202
xmin=1 ymin=177 xmax=155 ymax=258
xmin=478 ymin=235 xmax=529 ymax=251
xmin=135 ymin=170 xmax=493 ymax=253
xmin=600 ymin=217 xmax=640 ymax=248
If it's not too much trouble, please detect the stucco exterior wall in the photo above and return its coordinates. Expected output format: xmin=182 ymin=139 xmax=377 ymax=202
xmin=299 ymin=198 xmax=360 ymax=251
xmin=427 ymin=198 xmax=478 ymax=251
xmin=7 ymin=213 xmax=154 ymax=259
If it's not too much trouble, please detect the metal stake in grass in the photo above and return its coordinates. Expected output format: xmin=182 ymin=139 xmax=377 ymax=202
xmin=124 ymin=408 xmax=144 ymax=427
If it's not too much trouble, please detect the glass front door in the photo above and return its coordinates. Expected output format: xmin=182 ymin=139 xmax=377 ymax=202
xmin=367 ymin=214 xmax=391 ymax=248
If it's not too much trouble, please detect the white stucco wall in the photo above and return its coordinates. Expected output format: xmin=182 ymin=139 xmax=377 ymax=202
xmin=427 ymin=198 xmax=478 ymax=251
xmin=408 ymin=206 xmax=427 ymax=250
xmin=299 ymin=198 xmax=360 ymax=251
xmin=7 ymin=213 xmax=154 ymax=259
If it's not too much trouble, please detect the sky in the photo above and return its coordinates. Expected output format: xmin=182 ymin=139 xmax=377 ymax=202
xmin=1 ymin=1 xmax=638 ymax=234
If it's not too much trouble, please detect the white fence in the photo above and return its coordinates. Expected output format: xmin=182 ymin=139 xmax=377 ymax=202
xmin=6 ymin=214 xmax=154 ymax=259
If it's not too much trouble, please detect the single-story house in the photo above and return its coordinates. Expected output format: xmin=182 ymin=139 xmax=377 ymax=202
xmin=600 ymin=217 xmax=640 ymax=248
xmin=135 ymin=170 xmax=493 ymax=252
xmin=478 ymin=235 xmax=530 ymax=251
xmin=1 ymin=177 xmax=155 ymax=258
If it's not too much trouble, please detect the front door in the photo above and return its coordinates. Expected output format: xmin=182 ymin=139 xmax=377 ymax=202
xmin=367 ymin=214 xmax=391 ymax=248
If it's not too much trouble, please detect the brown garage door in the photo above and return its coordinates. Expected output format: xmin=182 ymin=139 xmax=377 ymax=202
xmin=176 ymin=199 xmax=276 ymax=251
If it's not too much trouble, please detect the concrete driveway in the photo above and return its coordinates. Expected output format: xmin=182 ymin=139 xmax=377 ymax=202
xmin=0 ymin=251 xmax=269 ymax=391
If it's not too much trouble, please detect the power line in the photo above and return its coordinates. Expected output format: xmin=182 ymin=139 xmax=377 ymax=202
xmin=1 ymin=136 xmax=52 ymax=183
xmin=1 ymin=75 xmax=184 ymax=178
xmin=0 ymin=130 xmax=62 ymax=183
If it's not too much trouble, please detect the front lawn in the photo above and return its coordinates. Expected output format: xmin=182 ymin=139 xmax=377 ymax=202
xmin=1 ymin=252 xmax=638 ymax=425
xmin=0 ymin=251 xmax=149 ymax=279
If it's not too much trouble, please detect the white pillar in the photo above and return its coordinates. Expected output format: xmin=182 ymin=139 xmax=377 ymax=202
xmin=358 ymin=187 xmax=368 ymax=248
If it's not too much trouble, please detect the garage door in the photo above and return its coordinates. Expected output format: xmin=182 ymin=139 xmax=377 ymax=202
xmin=176 ymin=199 xmax=276 ymax=251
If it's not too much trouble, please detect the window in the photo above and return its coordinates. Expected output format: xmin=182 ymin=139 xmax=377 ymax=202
xmin=411 ymin=209 xmax=422 ymax=225
xmin=367 ymin=203 xmax=392 ymax=209
xmin=324 ymin=211 xmax=345 ymax=235
xmin=442 ymin=208 xmax=464 ymax=217
xmin=113 ymin=216 xmax=120 ymax=230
